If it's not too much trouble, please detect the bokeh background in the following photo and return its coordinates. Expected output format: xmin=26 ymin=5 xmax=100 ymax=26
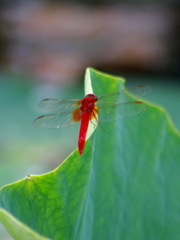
xmin=0 ymin=0 xmax=180 ymax=238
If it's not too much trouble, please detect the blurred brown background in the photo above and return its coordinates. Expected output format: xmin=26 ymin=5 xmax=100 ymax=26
xmin=0 ymin=1 xmax=180 ymax=82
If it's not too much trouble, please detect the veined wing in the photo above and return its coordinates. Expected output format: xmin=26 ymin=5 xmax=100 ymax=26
xmin=33 ymin=108 xmax=82 ymax=128
xmin=97 ymin=85 xmax=151 ymax=106
xmin=98 ymin=101 xmax=147 ymax=122
xmin=38 ymin=98 xmax=81 ymax=112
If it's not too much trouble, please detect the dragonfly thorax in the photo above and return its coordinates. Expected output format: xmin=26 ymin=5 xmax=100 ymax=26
xmin=81 ymin=93 xmax=97 ymax=111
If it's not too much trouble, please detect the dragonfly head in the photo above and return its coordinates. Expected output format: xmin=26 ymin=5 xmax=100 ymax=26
xmin=85 ymin=93 xmax=98 ymax=102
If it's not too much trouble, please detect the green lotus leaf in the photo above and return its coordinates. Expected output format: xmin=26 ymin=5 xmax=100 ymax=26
xmin=0 ymin=68 xmax=180 ymax=240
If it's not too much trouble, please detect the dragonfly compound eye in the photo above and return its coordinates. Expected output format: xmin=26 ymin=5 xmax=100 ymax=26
xmin=85 ymin=94 xmax=98 ymax=102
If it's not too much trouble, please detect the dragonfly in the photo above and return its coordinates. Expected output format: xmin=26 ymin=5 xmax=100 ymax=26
xmin=33 ymin=84 xmax=151 ymax=155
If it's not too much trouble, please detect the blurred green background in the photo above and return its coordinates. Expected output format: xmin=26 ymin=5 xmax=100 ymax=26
xmin=0 ymin=0 xmax=180 ymax=239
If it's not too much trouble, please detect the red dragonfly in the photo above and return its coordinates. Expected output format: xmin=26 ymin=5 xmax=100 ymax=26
xmin=33 ymin=84 xmax=151 ymax=155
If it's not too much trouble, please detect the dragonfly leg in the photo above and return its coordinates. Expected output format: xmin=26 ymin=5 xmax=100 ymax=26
xmin=91 ymin=110 xmax=105 ymax=132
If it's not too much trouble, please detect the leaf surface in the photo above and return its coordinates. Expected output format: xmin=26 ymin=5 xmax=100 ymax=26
xmin=0 ymin=208 xmax=51 ymax=240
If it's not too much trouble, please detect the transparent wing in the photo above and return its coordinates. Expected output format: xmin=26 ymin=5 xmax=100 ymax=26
xmin=98 ymin=101 xmax=147 ymax=122
xmin=38 ymin=98 xmax=81 ymax=112
xmin=97 ymin=85 xmax=151 ymax=106
xmin=33 ymin=110 xmax=80 ymax=128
